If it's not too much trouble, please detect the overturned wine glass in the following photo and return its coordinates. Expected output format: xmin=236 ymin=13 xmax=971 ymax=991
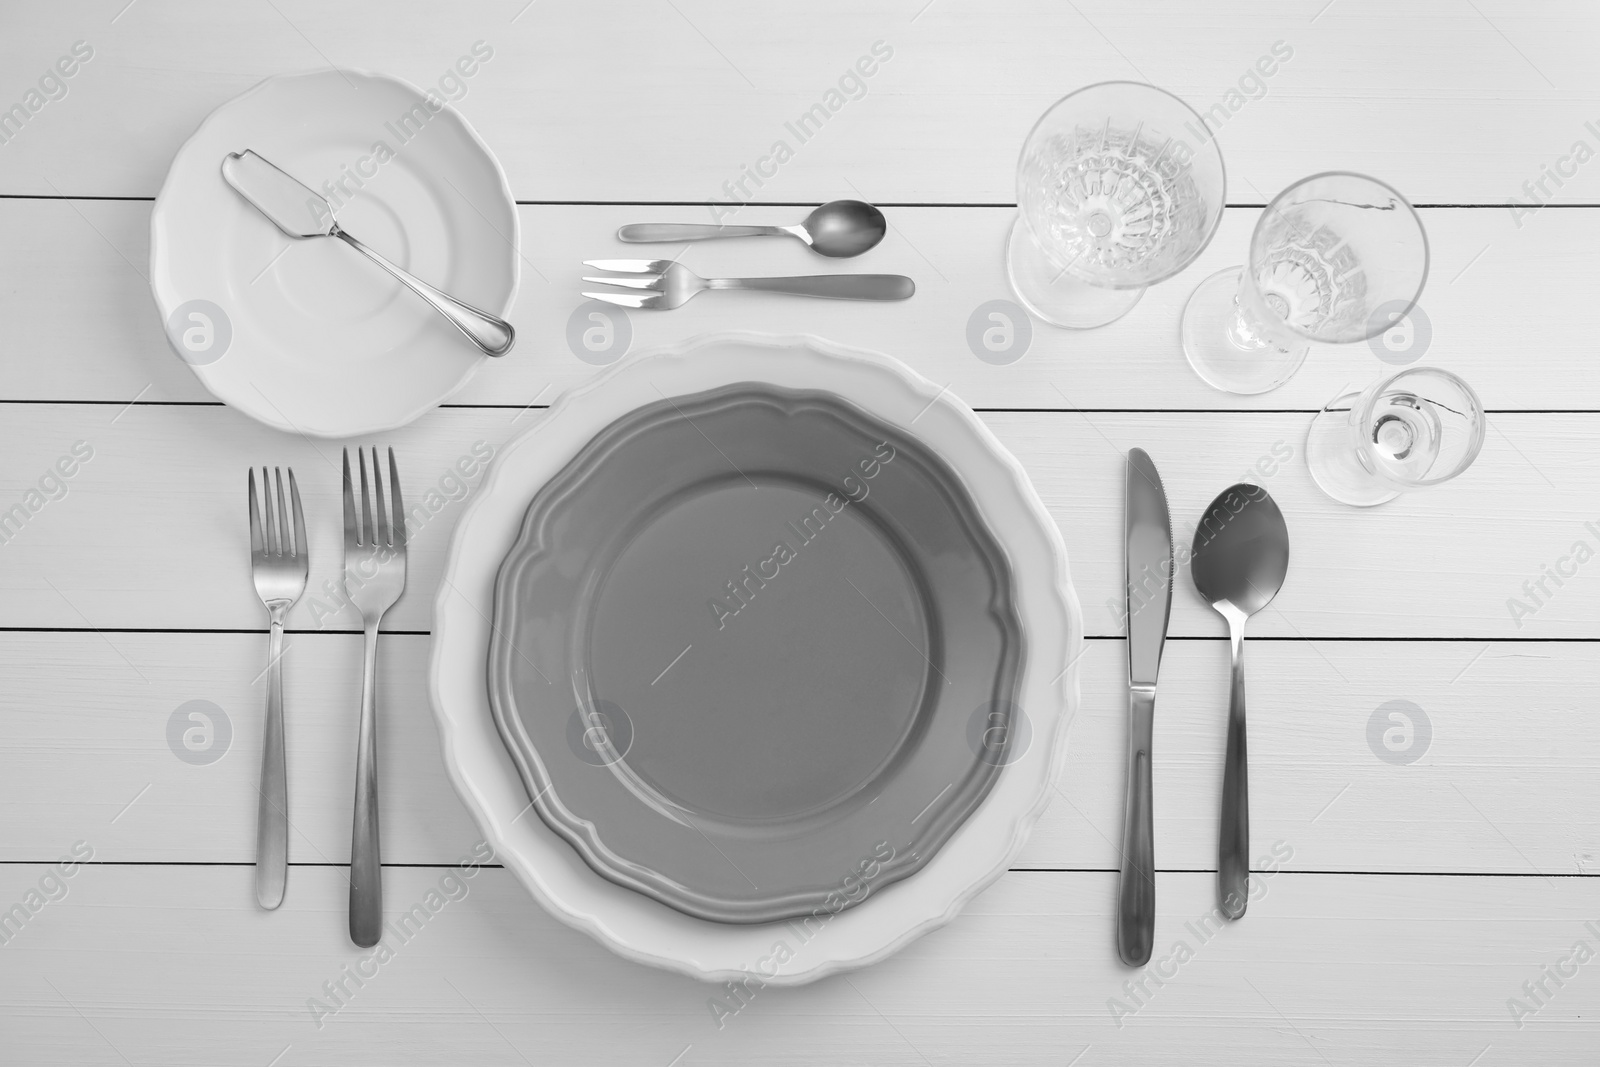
xmin=1305 ymin=366 xmax=1484 ymax=507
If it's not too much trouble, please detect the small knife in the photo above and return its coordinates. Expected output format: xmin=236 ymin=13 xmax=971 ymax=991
xmin=1117 ymin=447 xmax=1173 ymax=966
xmin=220 ymin=150 xmax=515 ymax=356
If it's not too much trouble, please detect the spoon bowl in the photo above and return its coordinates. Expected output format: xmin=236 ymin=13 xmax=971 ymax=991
xmin=1189 ymin=483 xmax=1289 ymax=921
xmin=801 ymin=200 xmax=888 ymax=257
xmin=1191 ymin=485 xmax=1290 ymax=614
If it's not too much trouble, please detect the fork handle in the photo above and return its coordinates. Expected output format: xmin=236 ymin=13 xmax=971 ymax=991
xmin=254 ymin=615 xmax=288 ymax=910
xmin=332 ymin=227 xmax=516 ymax=357
xmin=349 ymin=619 xmax=383 ymax=948
xmin=711 ymin=274 xmax=915 ymax=301
xmin=617 ymin=223 xmax=789 ymax=243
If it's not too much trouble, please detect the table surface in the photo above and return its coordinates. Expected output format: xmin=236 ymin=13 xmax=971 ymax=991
xmin=2 ymin=2 xmax=1597 ymax=1064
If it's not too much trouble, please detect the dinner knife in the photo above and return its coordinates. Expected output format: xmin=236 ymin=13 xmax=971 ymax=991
xmin=219 ymin=149 xmax=515 ymax=356
xmin=1117 ymin=447 xmax=1173 ymax=967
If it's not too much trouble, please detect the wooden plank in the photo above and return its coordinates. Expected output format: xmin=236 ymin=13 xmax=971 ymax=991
xmin=2 ymin=632 xmax=1595 ymax=876
xmin=0 ymin=404 xmax=1586 ymax=637
xmin=0 ymin=864 xmax=1591 ymax=1065
xmin=0 ymin=199 xmax=1590 ymax=411
xmin=0 ymin=2 xmax=1596 ymax=204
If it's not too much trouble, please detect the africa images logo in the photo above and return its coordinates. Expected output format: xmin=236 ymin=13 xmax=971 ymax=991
xmin=706 ymin=40 xmax=894 ymax=222
xmin=707 ymin=442 xmax=896 ymax=631
xmin=0 ymin=40 xmax=94 ymax=148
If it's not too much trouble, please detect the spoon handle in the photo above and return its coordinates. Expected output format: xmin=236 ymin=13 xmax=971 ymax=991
xmin=1218 ymin=615 xmax=1250 ymax=919
xmin=617 ymin=223 xmax=788 ymax=243
xmin=1116 ymin=686 xmax=1156 ymax=966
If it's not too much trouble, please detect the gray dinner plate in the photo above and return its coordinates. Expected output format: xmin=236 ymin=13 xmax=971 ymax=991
xmin=487 ymin=383 xmax=1024 ymax=924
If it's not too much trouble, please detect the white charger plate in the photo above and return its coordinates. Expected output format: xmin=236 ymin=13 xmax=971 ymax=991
xmin=150 ymin=69 xmax=518 ymax=438
xmin=430 ymin=333 xmax=1082 ymax=984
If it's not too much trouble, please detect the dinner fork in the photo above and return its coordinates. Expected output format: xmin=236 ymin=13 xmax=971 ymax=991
xmin=248 ymin=466 xmax=307 ymax=911
xmin=343 ymin=447 xmax=407 ymax=948
xmin=582 ymin=259 xmax=915 ymax=309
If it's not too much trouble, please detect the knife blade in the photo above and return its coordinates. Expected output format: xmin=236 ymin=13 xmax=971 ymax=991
xmin=221 ymin=150 xmax=337 ymax=239
xmin=1117 ymin=447 xmax=1173 ymax=966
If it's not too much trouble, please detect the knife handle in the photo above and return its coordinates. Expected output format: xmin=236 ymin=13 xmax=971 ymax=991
xmin=1117 ymin=686 xmax=1157 ymax=966
xmin=332 ymin=228 xmax=516 ymax=357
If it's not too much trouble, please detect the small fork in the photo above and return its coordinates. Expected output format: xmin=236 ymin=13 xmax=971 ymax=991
xmin=582 ymin=259 xmax=915 ymax=309
xmin=343 ymin=447 xmax=407 ymax=948
xmin=248 ymin=466 xmax=307 ymax=910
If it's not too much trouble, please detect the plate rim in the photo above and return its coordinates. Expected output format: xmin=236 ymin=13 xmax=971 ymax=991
xmin=429 ymin=330 xmax=1083 ymax=985
xmin=148 ymin=66 xmax=519 ymax=439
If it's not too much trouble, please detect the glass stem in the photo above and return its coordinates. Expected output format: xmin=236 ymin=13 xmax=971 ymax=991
xmin=1225 ymin=282 xmax=1280 ymax=352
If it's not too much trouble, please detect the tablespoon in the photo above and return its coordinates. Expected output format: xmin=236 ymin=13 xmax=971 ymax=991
xmin=1189 ymin=483 xmax=1289 ymax=920
xmin=617 ymin=200 xmax=887 ymax=257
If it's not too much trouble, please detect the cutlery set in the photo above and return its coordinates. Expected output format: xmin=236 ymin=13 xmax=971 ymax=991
xmin=225 ymin=149 xmax=912 ymax=322
xmin=589 ymin=200 xmax=914 ymax=309
xmin=1117 ymin=449 xmax=1291 ymax=966
xmin=246 ymin=449 xmax=406 ymax=948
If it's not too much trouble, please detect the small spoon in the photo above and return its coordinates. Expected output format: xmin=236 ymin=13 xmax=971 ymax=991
xmin=1189 ymin=483 xmax=1290 ymax=921
xmin=617 ymin=200 xmax=888 ymax=258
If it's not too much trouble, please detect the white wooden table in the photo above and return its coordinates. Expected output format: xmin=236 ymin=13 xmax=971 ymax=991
xmin=1 ymin=2 xmax=1596 ymax=1063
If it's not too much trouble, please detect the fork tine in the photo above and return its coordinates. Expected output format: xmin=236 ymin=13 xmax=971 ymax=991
xmin=359 ymin=448 xmax=373 ymax=547
xmin=582 ymin=291 xmax=657 ymax=310
xmin=342 ymin=448 xmax=358 ymax=547
xmin=582 ymin=259 xmax=671 ymax=273
xmin=387 ymin=447 xmax=406 ymax=550
xmin=248 ymin=469 xmax=264 ymax=558
xmin=288 ymin=468 xmax=306 ymax=561
xmin=261 ymin=466 xmax=278 ymax=557
xmin=372 ymin=447 xmax=389 ymax=548
xmin=273 ymin=467 xmax=289 ymax=559
xmin=581 ymin=275 xmax=662 ymax=290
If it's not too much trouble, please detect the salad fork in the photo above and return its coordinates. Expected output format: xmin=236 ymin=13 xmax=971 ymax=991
xmin=582 ymin=259 xmax=914 ymax=309
xmin=343 ymin=447 xmax=407 ymax=948
xmin=248 ymin=466 xmax=307 ymax=910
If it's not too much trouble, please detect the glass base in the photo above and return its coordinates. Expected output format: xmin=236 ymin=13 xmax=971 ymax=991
xmin=1005 ymin=215 xmax=1143 ymax=329
xmin=1181 ymin=267 xmax=1309 ymax=394
xmin=1306 ymin=395 xmax=1400 ymax=507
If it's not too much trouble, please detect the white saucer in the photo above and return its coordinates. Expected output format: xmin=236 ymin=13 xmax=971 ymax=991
xmin=429 ymin=333 xmax=1082 ymax=985
xmin=150 ymin=69 xmax=518 ymax=438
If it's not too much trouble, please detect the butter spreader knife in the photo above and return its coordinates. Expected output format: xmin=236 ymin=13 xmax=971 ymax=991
xmin=1118 ymin=447 xmax=1173 ymax=966
xmin=220 ymin=149 xmax=515 ymax=356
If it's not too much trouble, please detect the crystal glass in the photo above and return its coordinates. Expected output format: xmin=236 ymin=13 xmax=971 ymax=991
xmin=1305 ymin=366 xmax=1484 ymax=507
xmin=1182 ymin=172 xmax=1429 ymax=394
xmin=1008 ymin=81 xmax=1226 ymax=329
